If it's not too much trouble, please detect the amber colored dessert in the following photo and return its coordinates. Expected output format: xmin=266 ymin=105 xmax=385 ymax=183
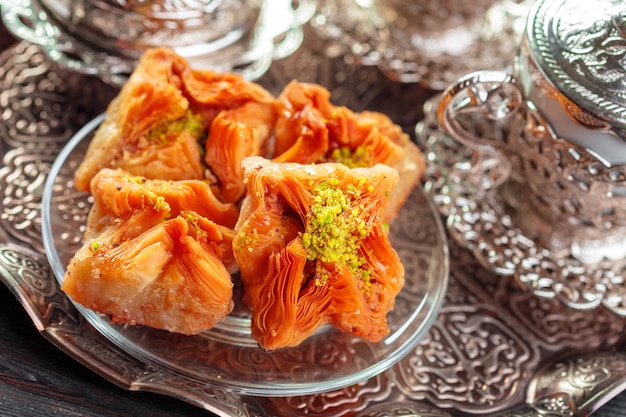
xmin=62 ymin=169 xmax=238 ymax=335
xmin=74 ymin=47 xmax=277 ymax=202
xmin=233 ymin=157 xmax=405 ymax=350
xmin=63 ymin=47 xmax=425 ymax=347
xmin=272 ymin=81 xmax=424 ymax=221
xmin=204 ymin=101 xmax=277 ymax=204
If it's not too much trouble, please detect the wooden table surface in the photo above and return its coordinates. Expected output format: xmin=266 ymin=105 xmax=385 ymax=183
xmin=1 ymin=16 xmax=625 ymax=417
xmin=0 ymin=284 xmax=216 ymax=417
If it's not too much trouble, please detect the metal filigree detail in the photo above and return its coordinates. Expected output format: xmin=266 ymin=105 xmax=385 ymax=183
xmin=354 ymin=402 xmax=454 ymax=417
xmin=419 ymin=94 xmax=626 ymax=316
xmin=500 ymin=396 xmax=573 ymax=417
xmin=257 ymin=26 xmax=387 ymax=111
xmin=0 ymin=246 xmax=50 ymax=297
xmin=2 ymin=25 xmax=626 ymax=417
xmin=0 ymin=42 xmax=110 ymax=253
xmin=502 ymin=110 xmax=626 ymax=253
xmin=503 ymin=285 xmax=626 ymax=351
xmin=0 ymin=244 xmax=79 ymax=328
xmin=263 ymin=373 xmax=394 ymax=417
xmin=394 ymin=298 xmax=535 ymax=412
xmin=447 ymin=243 xmax=626 ymax=352
xmin=436 ymin=65 xmax=626 ymax=260
xmin=1 ymin=0 xmax=313 ymax=86
xmin=39 ymin=0 xmax=262 ymax=54
xmin=529 ymin=352 xmax=626 ymax=416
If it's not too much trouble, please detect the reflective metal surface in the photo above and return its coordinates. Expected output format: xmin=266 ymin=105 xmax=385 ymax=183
xmin=1 ymin=30 xmax=626 ymax=415
xmin=310 ymin=0 xmax=533 ymax=89
xmin=434 ymin=0 xmax=626 ymax=267
xmin=420 ymin=94 xmax=626 ymax=316
xmin=436 ymin=70 xmax=626 ymax=265
xmin=527 ymin=0 xmax=626 ymax=129
xmin=38 ymin=0 xmax=263 ymax=56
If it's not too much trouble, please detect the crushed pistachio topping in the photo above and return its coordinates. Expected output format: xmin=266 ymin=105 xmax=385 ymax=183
xmin=153 ymin=195 xmax=167 ymax=210
xmin=236 ymin=228 xmax=259 ymax=252
xmin=313 ymin=263 xmax=330 ymax=287
xmin=327 ymin=145 xmax=372 ymax=168
xmin=182 ymin=212 xmax=207 ymax=238
xmin=144 ymin=110 xmax=206 ymax=144
xmin=90 ymin=241 xmax=101 ymax=252
xmin=301 ymin=177 xmax=372 ymax=292
xmin=122 ymin=176 xmax=168 ymax=211
xmin=126 ymin=175 xmax=144 ymax=185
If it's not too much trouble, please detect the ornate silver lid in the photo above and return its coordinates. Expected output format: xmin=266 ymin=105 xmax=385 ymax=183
xmin=527 ymin=0 xmax=626 ymax=130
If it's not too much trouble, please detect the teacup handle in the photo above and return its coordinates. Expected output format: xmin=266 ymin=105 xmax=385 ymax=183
xmin=1 ymin=1 xmax=57 ymax=48
xmin=437 ymin=70 xmax=523 ymax=189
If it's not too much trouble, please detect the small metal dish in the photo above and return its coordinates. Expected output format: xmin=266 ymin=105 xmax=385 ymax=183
xmin=1 ymin=0 xmax=315 ymax=85
xmin=39 ymin=0 xmax=263 ymax=58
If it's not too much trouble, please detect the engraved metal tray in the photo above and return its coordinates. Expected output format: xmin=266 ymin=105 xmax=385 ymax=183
xmin=310 ymin=0 xmax=532 ymax=89
xmin=1 ymin=0 xmax=315 ymax=86
xmin=2 ymin=29 xmax=626 ymax=416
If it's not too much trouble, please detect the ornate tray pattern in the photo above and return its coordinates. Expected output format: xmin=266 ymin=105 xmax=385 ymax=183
xmin=310 ymin=0 xmax=533 ymax=89
xmin=1 ymin=0 xmax=315 ymax=86
xmin=1 ymin=30 xmax=626 ymax=416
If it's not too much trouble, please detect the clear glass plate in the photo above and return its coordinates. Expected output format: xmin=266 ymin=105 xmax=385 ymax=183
xmin=40 ymin=114 xmax=450 ymax=397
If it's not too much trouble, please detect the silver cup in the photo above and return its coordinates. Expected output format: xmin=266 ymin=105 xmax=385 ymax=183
xmin=437 ymin=0 xmax=626 ymax=263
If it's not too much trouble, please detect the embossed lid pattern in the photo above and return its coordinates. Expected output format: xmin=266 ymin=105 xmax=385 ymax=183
xmin=527 ymin=0 xmax=626 ymax=126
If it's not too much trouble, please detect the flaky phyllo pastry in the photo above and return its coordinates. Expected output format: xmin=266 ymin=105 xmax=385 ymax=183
xmin=73 ymin=47 xmax=276 ymax=197
xmin=63 ymin=47 xmax=426 ymax=349
xmin=272 ymin=81 xmax=424 ymax=221
xmin=62 ymin=169 xmax=239 ymax=335
xmin=233 ymin=157 xmax=405 ymax=350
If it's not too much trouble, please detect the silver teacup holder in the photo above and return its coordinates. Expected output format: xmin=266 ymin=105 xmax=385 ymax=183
xmin=438 ymin=0 xmax=626 ymax=265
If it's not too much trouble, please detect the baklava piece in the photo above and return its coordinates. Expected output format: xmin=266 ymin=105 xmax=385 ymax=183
xmin=233 ymin=157 xmax=405 ymax=350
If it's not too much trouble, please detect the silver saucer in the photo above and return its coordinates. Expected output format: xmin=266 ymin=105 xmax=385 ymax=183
xmin=417 ymin=95 xmax=626 ymax=316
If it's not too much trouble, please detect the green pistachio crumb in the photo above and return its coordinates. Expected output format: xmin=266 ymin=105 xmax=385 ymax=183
xmin=328 ymin=145 xmax=372 ymax=168
xmin=300 ymin=177 xmax=373 ymax=291
xmin=144 ymin=110 xmax=206 ymax=144
xmin=237 ymin=228 xmax=259 ymax=251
